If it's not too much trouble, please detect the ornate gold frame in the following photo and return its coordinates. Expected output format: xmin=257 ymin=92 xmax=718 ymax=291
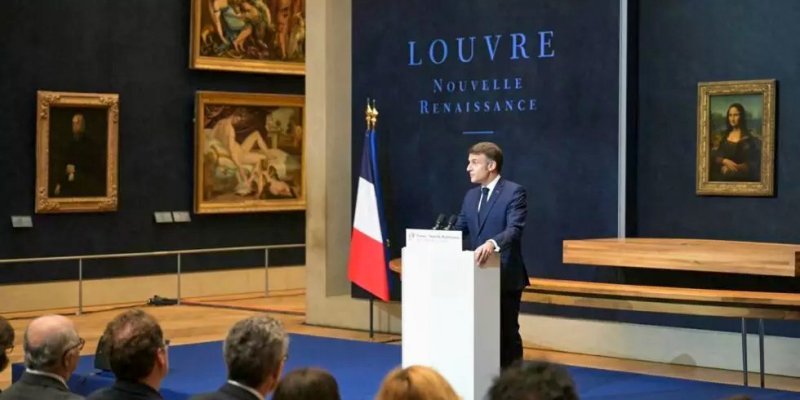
xmin=189 ymin=0 xmax=305 ymax=75
xmin=696 ymin=79 xmax=776 ymax=196
xmin=35 ymin=91 xmax=119 ymax=213
xmin=194 ymin=91 xmax=306 ymax=213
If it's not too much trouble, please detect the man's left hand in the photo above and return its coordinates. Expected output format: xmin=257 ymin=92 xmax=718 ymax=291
xmin=474 ymin=241 xmax=495 ymax=266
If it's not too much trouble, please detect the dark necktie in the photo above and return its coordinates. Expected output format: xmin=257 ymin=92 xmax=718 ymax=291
xmin=478 ymin=187 xmax=490 ymax=223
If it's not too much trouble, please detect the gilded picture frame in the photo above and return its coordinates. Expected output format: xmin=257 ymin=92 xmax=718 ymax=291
xmin=189 ymin=0 xmax=305 ymax=75
xmin=194 ymin=91 xmax=305 ymax=214
xmin=35 ymin=91 xmax=119 ymax=213
xmin=696 ymin=80 xmax=776 ymax=196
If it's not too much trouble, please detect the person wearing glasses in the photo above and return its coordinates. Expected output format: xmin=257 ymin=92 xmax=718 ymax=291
xmin=190 ymin=315 xmax=289 ymax=400
xmin=0 ymin=315 xmax=85 ymax=399
xmin=87 ymin=310 xmax=169 ymax=400
xmin=0 ymin=316 xmax=16 ymax=392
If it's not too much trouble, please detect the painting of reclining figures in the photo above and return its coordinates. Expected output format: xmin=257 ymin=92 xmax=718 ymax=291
xmin=195 ymin=91 xmax=305 ymax=213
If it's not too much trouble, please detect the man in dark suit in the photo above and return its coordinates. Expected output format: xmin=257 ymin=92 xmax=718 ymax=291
xmin=0 ymin=315 xmax=85 ymax=400
xmin=87 ymin=310 xmax=168 ymax=400
xmin=190 ymin=315 xmax=288 ymax=400
xmin=454 ymin=142 xmax=529 ymax=369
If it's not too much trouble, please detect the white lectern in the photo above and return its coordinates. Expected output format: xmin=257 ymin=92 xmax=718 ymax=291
xmin=402 ymin=229 xmax=500 ymax=400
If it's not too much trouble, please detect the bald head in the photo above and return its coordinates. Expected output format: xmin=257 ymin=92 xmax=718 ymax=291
xmin=24 ymin=315 xmax=80 ymax=372
xmin=26 ymin=315 xmax=73 ymax=347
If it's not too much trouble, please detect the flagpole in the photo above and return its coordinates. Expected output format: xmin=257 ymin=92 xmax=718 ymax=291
xmin=369 ymin=296 xmax=375 ymax=339
xmin=358 ymin=97 xmax=383 ymax=340
xmin=366 ymin=98 xmax=376 ymax=340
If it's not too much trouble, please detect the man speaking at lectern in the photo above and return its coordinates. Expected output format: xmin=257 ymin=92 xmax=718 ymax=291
xmin=454 ymin=141 xmax=529 ymax=369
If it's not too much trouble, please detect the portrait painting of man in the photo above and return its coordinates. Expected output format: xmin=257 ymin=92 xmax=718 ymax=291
xmin=36 ymin=91 xmax=119 ymax=213
xmin=190 ymin=0 xmax=305 ymax=75
xmin=696 ymin=80 xmax=775 ymax=196
xmin=195 ymin=91 xmax=305 ymax=213
xmin=48 ymin=109 xmax=108 ymax=197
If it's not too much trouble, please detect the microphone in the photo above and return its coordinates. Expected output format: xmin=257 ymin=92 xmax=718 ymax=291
xmin=432 ymin=213 xmax=446 ymax=230
xmin=443 ymin=214 xmax=458 ymax=230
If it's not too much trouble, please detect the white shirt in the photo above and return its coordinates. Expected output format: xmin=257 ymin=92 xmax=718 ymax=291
xmin=478 ymin=174 xmax=501 ymax=211
xmin=25 ymin=368 xmax=68 ymax=389
xmin=479 ymin=175 xmax=502 ymax=252
xmin=227 ymin=380 xmax=263 ymax=400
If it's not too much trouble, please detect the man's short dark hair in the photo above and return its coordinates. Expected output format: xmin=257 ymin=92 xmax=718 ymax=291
xmin=273 ymin=367 xmax=340 ymax=400
xmin=224 ymin=315 xmax=288 ymax=389
xmin=487 ymin=361 xmax=578 ymax=400
xmin=469 ymin=142 xmax=504 ymax=173
xmin=104 ymin=309 xmax=164 ymax=382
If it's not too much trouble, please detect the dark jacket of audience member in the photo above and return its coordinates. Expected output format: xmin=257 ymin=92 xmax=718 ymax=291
xmin=487 ymin=361 xmax=578 ymax=400
xmin=273 ymin=368 xmax=340 ymax=400
xmin=190 ymin=315 xmax=288 ymax=400
xmin=86 ymin=310 xmax=168 ymax=400
xmin=0 ymin=315 xmax=84 ymax=400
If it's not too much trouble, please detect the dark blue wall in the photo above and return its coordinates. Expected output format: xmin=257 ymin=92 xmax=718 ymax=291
xmin=0 ymin=0 xmax=304 ymax=283
xmin=631 ymin=0 xmax=800 ymax=336
xmin=352 ymin=0 xmax=620 ymax=299
xmin=352 ymin=0 xmax=800 ymax=338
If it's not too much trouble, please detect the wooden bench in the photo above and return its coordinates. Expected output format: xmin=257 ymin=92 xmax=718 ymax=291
xmin=524 ymin=278 xmax=800 ymax=321
xmin=563 ymin=238 xmax=800 ymax=277
xmin=531 ymin=237 xmax=800 ymax=387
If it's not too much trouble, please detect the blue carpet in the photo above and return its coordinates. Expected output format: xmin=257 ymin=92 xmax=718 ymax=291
xmin=13 ymin=334 xmax=797 ymax=399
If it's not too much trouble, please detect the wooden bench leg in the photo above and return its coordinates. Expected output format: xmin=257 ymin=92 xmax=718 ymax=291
xmin=741 ymin=317 xmax=748 ymax=387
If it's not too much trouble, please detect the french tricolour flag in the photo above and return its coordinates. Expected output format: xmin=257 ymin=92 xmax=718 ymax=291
xmin=347 ymin=129 xmax=390 ymax=301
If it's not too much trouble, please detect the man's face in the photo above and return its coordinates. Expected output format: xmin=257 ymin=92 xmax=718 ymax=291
xmin=467 ymin=153 xmax=494 ymax=185
xmin=71 ymin=115 xmax=84 ymax=136
xmin=728 ymin=107 xmax=741 ymax=128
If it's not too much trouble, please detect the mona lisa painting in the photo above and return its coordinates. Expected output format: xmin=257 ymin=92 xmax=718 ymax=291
xmin=696 ymin=80 xmax=776 ymax=196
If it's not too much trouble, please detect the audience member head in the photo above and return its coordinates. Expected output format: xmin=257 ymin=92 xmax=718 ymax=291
xmin=487 ymin=361 xmax=578 ymax=400
xmin=23 ymin=315 xmax=83 ymax=379
xmin=224 ymin=315 xmax=289 ymax=396
xmin=0 ymin=316 xmax=15 ymax=372
xmin=273 ymin=367 xmax=340 ymax=400
xmin=724 ymin=396 xmax=751 ymax=400
xmin=375 ymin=365 xmax=459 ymax=400
xmin=103 ymin=309 xmax=168 ymax=389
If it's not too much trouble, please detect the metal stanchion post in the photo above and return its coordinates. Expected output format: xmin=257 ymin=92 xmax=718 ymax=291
xmin=759 ymin=319 xmax=765 ymax=388
xmin=264 ymin=248 xmax=270 ymax=297
xmin=177 ymin=254 xmax=182 ymax=305
xmin=78 ymin=258 xmax=84 ymax=315
xmin=741 ymin=317 xmax=748 ymax=386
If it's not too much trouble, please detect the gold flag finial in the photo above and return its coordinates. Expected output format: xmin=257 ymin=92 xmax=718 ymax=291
xmin=368 ymin=99 xmax=379 ymax=129
xmin=365 ymin=97 xmax=373 ymax=129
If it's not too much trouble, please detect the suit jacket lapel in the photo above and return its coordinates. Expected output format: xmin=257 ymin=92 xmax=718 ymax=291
xmin=477 ymin=178 xmax=504 ymax=235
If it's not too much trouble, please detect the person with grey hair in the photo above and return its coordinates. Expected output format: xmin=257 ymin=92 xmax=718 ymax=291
xmin=0 ymin=315 xmax=85 ymax=400
xmin=190 ymin=315 xmax=289 ymax=400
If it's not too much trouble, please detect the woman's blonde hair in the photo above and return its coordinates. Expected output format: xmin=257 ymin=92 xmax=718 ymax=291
xmin=375 ymin=365 xmax=460 ymax=400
